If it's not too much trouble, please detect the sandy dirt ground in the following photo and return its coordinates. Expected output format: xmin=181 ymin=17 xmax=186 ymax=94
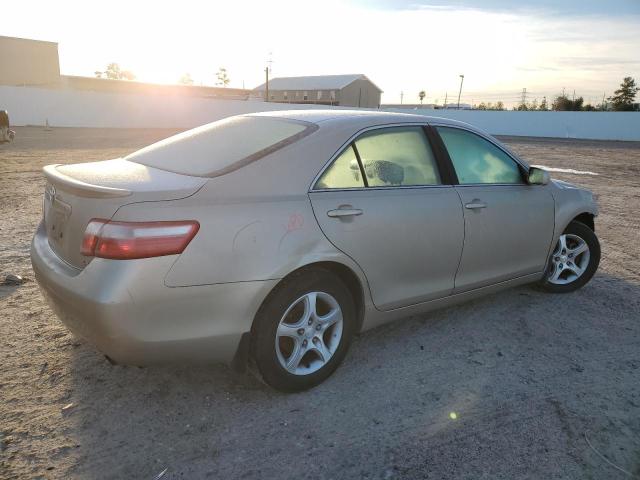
xmin=1 ymin=127 xmax=639 ymax=479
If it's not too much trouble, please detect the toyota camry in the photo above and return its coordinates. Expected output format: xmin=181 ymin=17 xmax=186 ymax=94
xmin=31 ymin=110 xmax=600 ymax=391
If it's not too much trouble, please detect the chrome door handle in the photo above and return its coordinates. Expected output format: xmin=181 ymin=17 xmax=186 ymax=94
xmin=465 ymin=202 xmax=487 ymax=209
xmin=327 ymin=208 xmax=363 ymax=218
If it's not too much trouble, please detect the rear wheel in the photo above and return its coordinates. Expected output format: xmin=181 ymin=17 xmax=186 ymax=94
xmin=540 ymin=220 xmax=600 ymax=293
xmin=251 ymin=268 xmax=356 ymax=392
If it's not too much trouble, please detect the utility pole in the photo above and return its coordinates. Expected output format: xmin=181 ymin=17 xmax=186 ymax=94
xmin=602 ymin=92 xmax=606 ymax=111
xmin=521 ymin=88 xmax=527 ymax=108
xmin=457 ymin=74 xmax=464 ymax=109
xmin=444 ymin=92 xmax=448 ymax=108
xmin=265 ymin=67 xmax=269 ymax=102
xmin=267 ymin=51 xmax=273 ymax=75
xmin=572 ymin=89 xmax=576 ymax=102
xmin=400 ymin=91 xmax=404 ymax=105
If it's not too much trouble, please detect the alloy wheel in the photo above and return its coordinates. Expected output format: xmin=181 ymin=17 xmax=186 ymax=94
xmin=275 ymin=291 xmax=344 ymax=375
xmin=547 ymin=233 xmax=591 ymax=285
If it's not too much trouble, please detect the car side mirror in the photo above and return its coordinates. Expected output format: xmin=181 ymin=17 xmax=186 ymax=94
xmin=527 ymin=167 xmax=550 ymax=185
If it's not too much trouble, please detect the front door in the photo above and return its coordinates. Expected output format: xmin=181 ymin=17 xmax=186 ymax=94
xmin=434 ymin=126 xmax=555 ymax=292
xmin=309 ymin=126 xmax=465 ymax=311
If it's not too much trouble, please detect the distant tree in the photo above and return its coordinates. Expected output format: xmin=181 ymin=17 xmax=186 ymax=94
xmin=552 ymin=95 xmax=570 ymax=111
xmin=552 ymin=94 xmax=583 ymax=111
xmin=216 ymin=67 xmax=230 ymax=87
xmin=418 ymin=90 xmax=426 ymax=105
xmin=529 ymin=99 xmax=538 ymax=111
xmin=573 ymin=97 xmax=584 ymax=111
xmin=481 ymin=102 xmax=504 ymax=111
xmin=582 ymin=104 xmax=596 ymax=111
xmin=95 ymin=63 xmax=135 ymax=81
xmin=105 ymin=63 xmax=123 ymax=80
xmin=539 ymin=97 xmax=549 ymax=111
xmin=179 ymin=73 xmax=194 ymax=85
xmin=608 ymin=77 xmax=639 ymax=111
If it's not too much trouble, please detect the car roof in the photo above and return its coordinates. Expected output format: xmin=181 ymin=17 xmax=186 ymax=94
xmin=247 ymin=109 xmax=528 ymax=170
xmin=248 ymin=109 xmax=475 ymax=130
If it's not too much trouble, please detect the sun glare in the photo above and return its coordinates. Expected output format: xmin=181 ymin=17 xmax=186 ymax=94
xmin=5 ymin=0 xmax=640 ymax=104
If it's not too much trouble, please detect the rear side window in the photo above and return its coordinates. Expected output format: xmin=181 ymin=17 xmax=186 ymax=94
xmin=436 ymin=127 xmax=523 ymax=184
xmin=315 ymin=145 xmax=364 ymax=189
xmin=127 ymin=116 xmax=316 ymax=177
xmin=354 ymin=127 xmax=441 ymax=187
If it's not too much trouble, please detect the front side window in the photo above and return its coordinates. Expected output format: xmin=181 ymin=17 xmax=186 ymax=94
xmin=436 ymin=127 xmax=523 ymax=184
xmin=315 ymin=145 xmax=364 ymax=189
xmin=354 ymin=127 xmax=441 ymax=187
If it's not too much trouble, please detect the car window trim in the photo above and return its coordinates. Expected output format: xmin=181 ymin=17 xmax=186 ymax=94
xmin=351 ymin=143 xmax=369 ymax=188
xmin=424 ymin=125 xmax=458 ymax=185
xmin=310 ymin=122 xmax=449 ymax=192
xmin=430 ymin=124 xmax=529 ymax=186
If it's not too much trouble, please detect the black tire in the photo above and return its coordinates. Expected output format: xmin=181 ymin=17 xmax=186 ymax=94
xmin=250 ymin=268 xmax=356 ymax=392
xmin=540 ymin=220 xmax=600 ymax=293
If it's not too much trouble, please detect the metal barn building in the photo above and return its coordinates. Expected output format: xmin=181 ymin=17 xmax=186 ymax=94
xmin=253 ymin=74 xmax=382 ymax=108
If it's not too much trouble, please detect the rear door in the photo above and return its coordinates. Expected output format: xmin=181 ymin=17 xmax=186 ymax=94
xmin=309 ymin=125 xmax=464 ymax=311
xmin=433 ymin=126 xmax=555 ymax=292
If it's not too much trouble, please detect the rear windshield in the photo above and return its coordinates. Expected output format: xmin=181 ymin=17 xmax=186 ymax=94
xmin=127 ymin=116 xmax=317 ymax=177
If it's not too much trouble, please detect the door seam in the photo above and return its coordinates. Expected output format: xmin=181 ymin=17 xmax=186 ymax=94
xmin=452 ymin=186 xmax=467 ymax=292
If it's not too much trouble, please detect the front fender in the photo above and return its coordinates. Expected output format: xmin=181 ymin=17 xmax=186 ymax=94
xmin=549 ymin=180 xmax=598 ymax=251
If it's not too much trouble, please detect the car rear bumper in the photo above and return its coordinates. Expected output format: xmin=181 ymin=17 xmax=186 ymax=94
xmin=30 ymin=221 xmax=277 ymax=365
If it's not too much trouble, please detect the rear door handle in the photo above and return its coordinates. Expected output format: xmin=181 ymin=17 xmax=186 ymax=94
xmin=327 ymin=208 xmax=363 ymax=218
xmin=465 ymin=202 xmax=487 ymax=210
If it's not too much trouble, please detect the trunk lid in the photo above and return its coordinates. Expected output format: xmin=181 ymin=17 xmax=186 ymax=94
xmin=42 ymin=158 xmax=206 ymax=269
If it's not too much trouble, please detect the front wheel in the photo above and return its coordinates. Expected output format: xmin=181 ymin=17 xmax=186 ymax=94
xmin=540 ymin=220 xmax=600 ymax=293
xmin=251 ymin=268 xmax=356 ymax=392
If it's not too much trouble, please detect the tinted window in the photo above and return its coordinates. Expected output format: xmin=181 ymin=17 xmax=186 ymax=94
xmin=354 ymin=127 xmax=440 ymax=187
xmin=436 ymin=127 xmax=522 ymax=184
xmin=315 ymin=145 xmax=364 ymax=189
xmin=128 ymin=116 xmax=315 ymax=177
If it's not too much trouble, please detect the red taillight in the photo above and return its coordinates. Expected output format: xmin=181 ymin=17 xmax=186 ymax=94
xmin=81 ymin=219 xmax=199 ymax=260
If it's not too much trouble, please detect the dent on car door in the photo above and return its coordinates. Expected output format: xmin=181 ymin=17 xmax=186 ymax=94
xmin=309 ymin=126 xmax=465 ymax=311
xmin=434 ymin=126 xmax=555 ymax=292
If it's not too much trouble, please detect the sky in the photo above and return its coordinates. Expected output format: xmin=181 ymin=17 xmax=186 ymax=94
xmin=3 ymin=0 xmax=640 ymax=106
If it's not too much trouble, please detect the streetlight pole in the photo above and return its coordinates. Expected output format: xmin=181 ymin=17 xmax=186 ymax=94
xmin=457 ymin=74 xmax=464 ymax=110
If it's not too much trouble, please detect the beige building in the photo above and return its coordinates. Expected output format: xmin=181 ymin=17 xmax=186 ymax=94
xmin=0 ymin=36 xmax=60 ymax=86
xmin=253 ymin=74 xmax=382 ymax=108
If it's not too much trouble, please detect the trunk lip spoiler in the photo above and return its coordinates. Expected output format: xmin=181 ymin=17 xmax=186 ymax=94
xmin=43 ymin=164 xmax=132 ymax=198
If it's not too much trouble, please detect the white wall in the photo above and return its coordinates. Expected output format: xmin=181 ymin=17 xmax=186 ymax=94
xmin=384 ymin=108 xmax=640 ymax=141
xmin=2 ymin=85 xmax=639 ymax=141
xmin=0 ymin=85 xmax=333 ymax=129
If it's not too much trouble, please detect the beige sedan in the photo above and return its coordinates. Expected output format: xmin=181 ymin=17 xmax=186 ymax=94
xmin=31 ymin=110 xmax=600 ymax=391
